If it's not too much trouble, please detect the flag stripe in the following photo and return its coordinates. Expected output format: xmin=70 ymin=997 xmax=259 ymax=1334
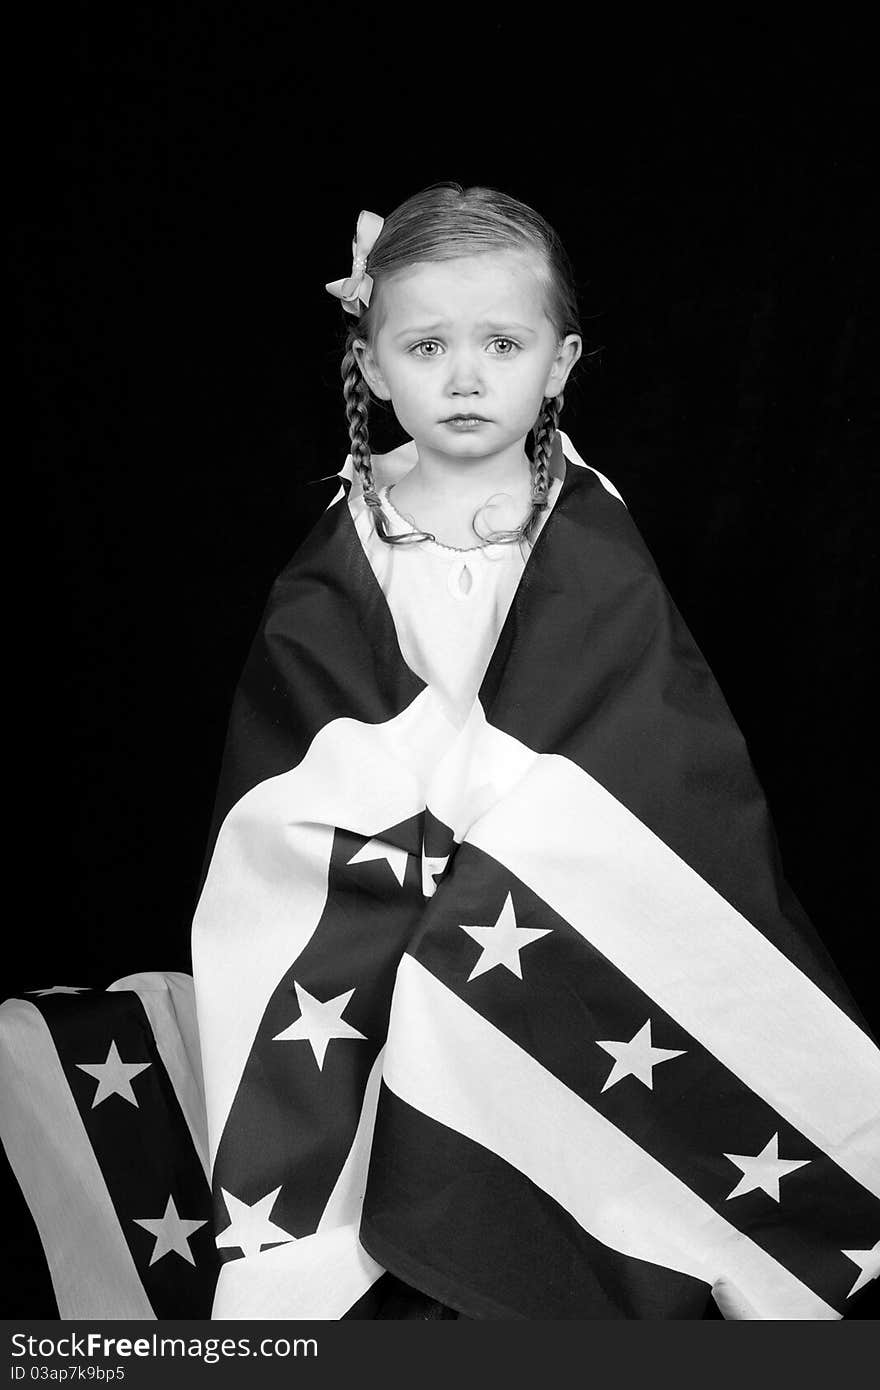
xmin=362 ymin=1084 xmax=717 ymax=1318
xmin=106 ymin=971 xmax=210 ymax=1181
xmin=408 ymin=837 xmax=876 ymax=1304
xmin=211 ymin=825 xmax=416 ymax=1243
xmin=317 ymin=1046 xmax=386 ymax=1233
xmin=459 ymin=732 xmax=880 ymax=1193
xmin=192 ymin=686 xmax=456 ymax=1164
xmin=58 ymin=990 xmax=217 ymax=1316
xmin=0 ymin=1000 xmax=156 ymax=1319
xmin=382 ymin=956 xmax=840 ymax=1320
xmin=211 ymin=1224 xmax=383 ymax=1320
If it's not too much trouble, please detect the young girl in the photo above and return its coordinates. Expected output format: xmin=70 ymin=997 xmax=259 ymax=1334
xmin=191 ymin=182 xmax=879 ymax=1320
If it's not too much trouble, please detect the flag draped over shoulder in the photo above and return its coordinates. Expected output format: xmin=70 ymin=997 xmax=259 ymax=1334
xmin=0 ymin=973 xmax=218 ymax=1318
xmin=191 ymin=429 xmax=880 ymax=1320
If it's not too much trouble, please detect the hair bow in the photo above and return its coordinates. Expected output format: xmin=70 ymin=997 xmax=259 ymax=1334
xmin=325 ymin=209 xmax=385 ymax=317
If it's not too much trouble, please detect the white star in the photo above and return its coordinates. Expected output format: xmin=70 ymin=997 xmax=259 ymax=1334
xmin=460 ymin=891 xmax=551 ymax=982
xmin=596 ymin=1018 xmax=686 ymax=1093
xmin=215 ymin=1186 xmax=297 ymax=1259
xmin=273 ymin=981 xmax=367 ymax=1069
xmin=347 ymin=837 xmax=409 ymax=886
xmin=422 ymin=853 xmax=450 ymax=899
xmin=841 ymin=1240 xmax=880 ymax=1298
xmin=133 ymin=1194 xmax=207 ymax=1266
xmin=27 ymin=986 xmax=91 ymax=996
xmin=723 ymin=1132 xmax=811 ymax=1201
xmin=76 ymin=1039 xmax=152 ymax=1107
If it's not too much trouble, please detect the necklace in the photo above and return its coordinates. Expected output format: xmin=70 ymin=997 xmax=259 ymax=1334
xmin=384 ymin=483 xmax=495 ymax=553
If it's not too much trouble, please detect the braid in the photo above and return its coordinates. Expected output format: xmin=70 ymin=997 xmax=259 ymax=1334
xmin=521 ymin=393 xmax=562 ymax=546
xmin=341 ymin=341 xmax=435 ymax=547
xmin=468 ymin=392 xmax=563 ymax=550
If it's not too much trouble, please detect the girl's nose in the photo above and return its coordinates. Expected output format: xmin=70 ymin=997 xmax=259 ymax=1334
xmin=447 ymin=357 xmax=483 ymax=389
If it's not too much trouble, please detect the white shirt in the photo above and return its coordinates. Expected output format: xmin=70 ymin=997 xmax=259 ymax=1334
xmin=347 ymin=460 xmax=564 ymax=728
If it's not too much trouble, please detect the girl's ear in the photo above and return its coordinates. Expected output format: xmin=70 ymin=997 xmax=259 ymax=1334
xmin=545 ymin=334 xmax=583 ymax=397
xmin=353 ymin=339 xmax=392 ymax=401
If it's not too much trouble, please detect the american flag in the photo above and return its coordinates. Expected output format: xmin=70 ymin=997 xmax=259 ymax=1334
xmin=189 ymin=430 xmax=880 ymax=1319
xmin=0 ymin=972 xmax=218 ymax=1318
xmin=4 ymin=433 xmax=877 ymax=1320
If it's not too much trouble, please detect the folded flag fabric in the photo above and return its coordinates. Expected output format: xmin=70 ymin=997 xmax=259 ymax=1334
xmin=0 ymin=971 xmax=219 ymax=1319
xmin=191 ymin=428 xmax=879 ymax=1320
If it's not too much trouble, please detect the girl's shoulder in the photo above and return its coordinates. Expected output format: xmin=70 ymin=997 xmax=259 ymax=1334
xmin=556 ymin=430 xmax=627 ymax=507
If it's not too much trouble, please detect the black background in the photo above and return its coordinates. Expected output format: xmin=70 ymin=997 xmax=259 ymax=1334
xmin=9 ymin=9 xmax=877 ymax=1317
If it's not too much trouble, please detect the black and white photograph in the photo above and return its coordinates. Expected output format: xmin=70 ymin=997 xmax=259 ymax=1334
xmin=5 ymin=8 xmax=878 ymax=1344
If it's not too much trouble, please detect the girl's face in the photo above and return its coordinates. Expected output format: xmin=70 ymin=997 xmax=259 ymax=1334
xmin=354 ymin=252 xmax=581 ymax=462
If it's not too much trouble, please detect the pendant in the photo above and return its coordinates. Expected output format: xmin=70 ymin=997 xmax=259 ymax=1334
xmin=447 ymin=556 xmax=478 ymax=600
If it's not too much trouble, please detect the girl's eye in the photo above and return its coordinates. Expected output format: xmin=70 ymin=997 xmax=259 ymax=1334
xmin=409 ymin=337 xmax=520 ymax=358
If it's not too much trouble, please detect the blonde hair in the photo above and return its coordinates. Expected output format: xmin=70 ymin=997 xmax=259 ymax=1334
xmin=334 ymin=181 xmax=599 ymax=548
